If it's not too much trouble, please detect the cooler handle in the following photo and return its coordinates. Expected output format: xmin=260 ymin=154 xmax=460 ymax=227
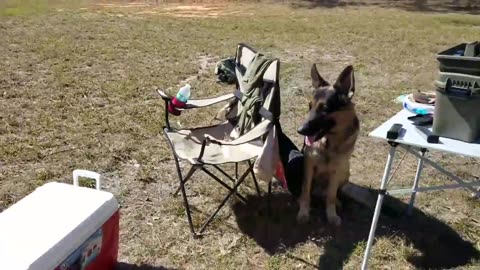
xmin=73 ymin=169 xmax=102 ymax=190
xmin=445 ymin=78 xmax=472 ymax=98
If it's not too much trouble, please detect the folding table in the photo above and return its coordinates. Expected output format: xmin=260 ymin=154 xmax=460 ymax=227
xmin=361 ymin=109 xmax=480 ymax=269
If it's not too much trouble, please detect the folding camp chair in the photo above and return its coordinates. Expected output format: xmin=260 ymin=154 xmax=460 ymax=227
xmin=158 ymin=44 xmax=281 ymax=238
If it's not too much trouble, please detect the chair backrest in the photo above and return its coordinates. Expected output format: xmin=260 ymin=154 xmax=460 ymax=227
xmin=260 ymin=59 xmax=280 ymax=121
xmin=233 ymin=44 xmax=256 ymax=117
xmin=232 ymin=44 xmax=281 ymax=129
xmin=235 ymin=44 xmax=257 ymax=79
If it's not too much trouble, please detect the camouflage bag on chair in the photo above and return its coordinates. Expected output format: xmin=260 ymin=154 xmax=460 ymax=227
xmin=214 ymin=57 xmax=237 ymax=84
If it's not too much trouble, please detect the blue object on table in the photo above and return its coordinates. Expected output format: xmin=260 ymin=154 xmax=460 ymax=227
xmin=412 ymin=108 xmax=429 ymax=115
xmin=454 ymin=50 xmax=464 ymax=56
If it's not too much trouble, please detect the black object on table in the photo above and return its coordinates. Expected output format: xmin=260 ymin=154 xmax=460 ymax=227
xmin=407 ymin=114 xmax=434 ymax=126
xmin=387 ymin=123 xmax=403 ymax=140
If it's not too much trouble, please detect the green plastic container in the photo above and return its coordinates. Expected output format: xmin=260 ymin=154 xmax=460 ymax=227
xmin=437 ymin=42 xmax=480 ymax=76
xmin=435 ymin=72 xmax=480 ymax=89
xmin=432 ymin=77 xmax=480 ymax=143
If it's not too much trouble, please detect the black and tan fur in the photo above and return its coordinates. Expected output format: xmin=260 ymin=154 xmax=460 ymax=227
xmin=296 ymin=64 xmax=359 ymax=226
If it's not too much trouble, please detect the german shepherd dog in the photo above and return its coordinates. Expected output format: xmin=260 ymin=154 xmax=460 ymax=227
xmin=296 ymin=64 xmax=359 ymax=226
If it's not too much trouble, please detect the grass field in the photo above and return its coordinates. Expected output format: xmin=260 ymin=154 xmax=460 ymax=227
xmin=1 ymin=0 xmax=479 ymax=269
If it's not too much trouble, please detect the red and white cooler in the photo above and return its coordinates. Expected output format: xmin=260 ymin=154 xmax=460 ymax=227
xmin=0 ymin=171 xmax=119 ymax=270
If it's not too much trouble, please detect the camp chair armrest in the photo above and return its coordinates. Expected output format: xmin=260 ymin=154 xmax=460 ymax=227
xmin=156 ymin=89 xmax=172 ymax=130
xmin=157 ymin=89 xmax=234 ymax=108
xmin=157 ymin=89 xmax=171 ymax=101
xmin=204 ymin=120 xmax=272 ymax=146
xmin=186 ymin=93 xmax=235 ymax=108
xmin=157 ymin=89 xmax=234 ymax=130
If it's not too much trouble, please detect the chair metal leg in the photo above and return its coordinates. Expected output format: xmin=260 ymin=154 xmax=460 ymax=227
xmin=235 ymin=162 xmax=239 ymax=180
xmin=247 ymin=160 xmax=261 ymax=196
xmin=214 ymin=161 xmax=260 ymax=196
xmin=362 ymin=145 xmax=397 ymax=270
xmin=163 ymin=128 xmax=199 ymax=237
xmin=267 ymin=180 xmax=272 ymax=217
xmin=200 ymin=167 xmax=247 ymax=202
xmin=172 ymin=155 xmax=197 ymax=238
xmin=212 ymin=164 xmax=236 ymax=183
xmin=234 ymin=162 xmax=239 ymax=198
xmin=198 ymin=167 xmax=251 ymax=234
xmin=173 ymin=165 xmax=197 ymax=196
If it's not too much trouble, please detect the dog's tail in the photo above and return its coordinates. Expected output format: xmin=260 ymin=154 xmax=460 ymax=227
xmin=340 ymin=182 xmax=376 ymax=209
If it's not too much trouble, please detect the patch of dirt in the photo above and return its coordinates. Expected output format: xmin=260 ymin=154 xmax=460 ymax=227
xmin=93 ymin=1 xmax=254 ymax=18
xmin=96 ymin=2 xmax=152 ymax=8
xmin=179 ymin=54 xmax=218 ymax=86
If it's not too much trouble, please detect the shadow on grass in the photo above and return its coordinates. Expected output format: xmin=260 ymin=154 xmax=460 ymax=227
xmin=116 ymin=262 xmax=177 ymax=270
xmin=291 ymin=0 xmax=480 ymax=15
xmin=232 ymin=188 xmax=480 ymax=269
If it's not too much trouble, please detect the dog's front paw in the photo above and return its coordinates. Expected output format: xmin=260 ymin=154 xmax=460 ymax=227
xmin=296 ymin=208 xmax=310 ymax=224
xmin=327 ymin=214 xmax=342 ymax=226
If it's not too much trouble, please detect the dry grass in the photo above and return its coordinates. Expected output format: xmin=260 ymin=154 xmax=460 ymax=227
xmin=1 ymin=0 xmax=479 ymax=269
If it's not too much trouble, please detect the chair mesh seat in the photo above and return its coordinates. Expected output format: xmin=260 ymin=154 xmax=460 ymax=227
xmin=164 ymin=123 xmax=263 ymax=164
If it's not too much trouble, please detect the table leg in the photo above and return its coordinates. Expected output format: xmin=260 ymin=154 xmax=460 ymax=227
xmin=407 ymin=148 xmax=426 ymax=216
xmin=405 ymin=147 xmax=480 ymax=196
xmin=361 ymin=145 xmax=397 ymax=270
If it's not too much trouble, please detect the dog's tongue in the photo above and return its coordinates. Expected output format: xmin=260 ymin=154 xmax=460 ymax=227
xmin=305 ymin=136 xmax=316 ymax=146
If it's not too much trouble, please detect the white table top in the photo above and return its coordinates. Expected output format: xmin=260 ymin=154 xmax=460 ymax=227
xmin=369 ymin=109 xmax=480 ymax=159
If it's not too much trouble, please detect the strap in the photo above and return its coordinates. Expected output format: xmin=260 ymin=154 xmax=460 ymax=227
xmin=259 ymin=107 xmax=274 ymax=122
xmin=186 ymin=93 xmax=235 ymax=108
xmin=234 ymin=89 xmax=243 ymax=100
xmin=205 ymin=120 xmax=272 ymax=146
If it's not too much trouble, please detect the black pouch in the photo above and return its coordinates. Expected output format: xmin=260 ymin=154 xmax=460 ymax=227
xmin=408 ymin=114 xmax=434 ymax=126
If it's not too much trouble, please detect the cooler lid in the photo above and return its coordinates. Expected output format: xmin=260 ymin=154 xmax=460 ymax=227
xmin=0 ymin=182 xmax=119 ymax=270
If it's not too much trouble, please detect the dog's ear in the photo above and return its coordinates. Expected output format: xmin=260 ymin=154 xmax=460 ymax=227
xmin=311 ymin=64 xmax=329 ymax=89
xmin=334 ymin=65 xmax=355 ymax=100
